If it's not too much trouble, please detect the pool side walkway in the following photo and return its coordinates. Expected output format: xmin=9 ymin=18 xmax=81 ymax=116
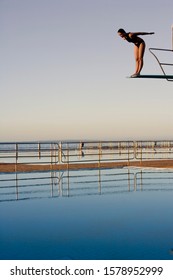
xmin=1 ymin=159 xmax=173 ymax=172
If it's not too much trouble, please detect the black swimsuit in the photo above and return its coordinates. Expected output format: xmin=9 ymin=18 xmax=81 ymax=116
xmin=125 ymin=33 xmax=144 ymax=47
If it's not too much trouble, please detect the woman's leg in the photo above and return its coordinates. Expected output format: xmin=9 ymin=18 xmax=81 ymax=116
xmin=134 ymin=45 xmax=139 ymax=74
xmin=137 ymin=42 xmax=145 ymax=74
xmin=134 ymin=42 xmax=145 ymax=74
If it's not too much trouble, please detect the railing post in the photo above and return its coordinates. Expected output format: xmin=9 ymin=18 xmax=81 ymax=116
xmin=58 ymin=142 xmax=62 ymax=163
xmin=98 ymin=142 xmax=102 ymax=168
xmin=51 ymin=143 xmax=53 ymax=166
xmin=134 ymin=141 xmax=137 ymax=160
xmin=15 ymin=143 xmax=18 ymax=172
xmin=140 ymin=141 xmax=143 ymax=162
xmin=38 ymin=142 xmax=41 ymax=159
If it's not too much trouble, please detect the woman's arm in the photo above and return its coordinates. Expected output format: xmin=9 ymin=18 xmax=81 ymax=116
xmin=131 ymin=32 xmax=155 ymax=36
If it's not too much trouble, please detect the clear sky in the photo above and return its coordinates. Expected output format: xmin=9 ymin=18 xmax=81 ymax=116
xmin=1 ymin=0 xmax=173 ymax=141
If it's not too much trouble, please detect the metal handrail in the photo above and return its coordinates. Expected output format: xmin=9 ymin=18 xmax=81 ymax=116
xmin=1 ymin=140 xmax=173 ymax=170
xmin=149 ymin=47 xmax=173 ymax=81
xmin=60 ymin=141 xmax=134 ymax=164
xmin=0 ymin=141 xmax=60 ymax=165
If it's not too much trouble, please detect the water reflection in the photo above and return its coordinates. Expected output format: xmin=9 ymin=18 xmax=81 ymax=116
xmin=1 ymin=167 xmax=173 ymax=260
xmin=1 ymin=168 xmax=173 ymax=202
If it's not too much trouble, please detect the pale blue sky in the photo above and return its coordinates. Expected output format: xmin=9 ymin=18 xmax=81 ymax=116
xmin=1 ymin=0 xmax=173 ymax=141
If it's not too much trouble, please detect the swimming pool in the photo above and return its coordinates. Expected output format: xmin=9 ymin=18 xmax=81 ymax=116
xmin=0 ymin=167 xmax=173 ymax=260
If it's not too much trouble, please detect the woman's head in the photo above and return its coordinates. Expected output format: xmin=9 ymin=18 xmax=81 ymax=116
xmin=118 ymin=28 xmax=126 ymax=39
xmin=118 ymin=28 xmax=126 ymax=34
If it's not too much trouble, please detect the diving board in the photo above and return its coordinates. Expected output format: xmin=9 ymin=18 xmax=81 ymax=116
xmin=130 ymin=75 xmax=173 ymax=80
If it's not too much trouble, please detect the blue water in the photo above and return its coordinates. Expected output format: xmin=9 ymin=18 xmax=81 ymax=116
xmin=0 ymin=168 xmax=173 ymax=260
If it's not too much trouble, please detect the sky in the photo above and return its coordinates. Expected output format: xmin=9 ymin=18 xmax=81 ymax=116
xmin=1 ymin=0 xmax=173 ymax=141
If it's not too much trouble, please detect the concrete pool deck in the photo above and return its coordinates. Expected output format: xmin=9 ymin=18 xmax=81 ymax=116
xmin=1 ymin=159 xmax=173 ymax=172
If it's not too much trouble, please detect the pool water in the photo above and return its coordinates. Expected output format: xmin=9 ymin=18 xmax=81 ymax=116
xmin=0 ymin=168 xmax=173 ymax=260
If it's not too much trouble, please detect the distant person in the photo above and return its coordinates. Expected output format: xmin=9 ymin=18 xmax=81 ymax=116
xmin=117 ymin=29 xmax=155 ymax=77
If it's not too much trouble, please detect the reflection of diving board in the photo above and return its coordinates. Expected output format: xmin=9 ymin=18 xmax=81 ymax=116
xmin=131 ymin=75 xmax=173 ymax=80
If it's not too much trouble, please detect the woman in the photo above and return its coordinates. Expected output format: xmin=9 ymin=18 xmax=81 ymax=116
xmin=117 ymin=28 xmax=155 ymax=77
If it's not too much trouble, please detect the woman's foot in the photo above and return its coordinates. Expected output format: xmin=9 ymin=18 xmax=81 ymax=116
xmin=131 ymin=73 xmax=140 ymax=78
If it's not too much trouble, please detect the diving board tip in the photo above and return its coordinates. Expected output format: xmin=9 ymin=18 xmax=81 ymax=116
xmin=128 ymin=74 xmax=173 ymax=80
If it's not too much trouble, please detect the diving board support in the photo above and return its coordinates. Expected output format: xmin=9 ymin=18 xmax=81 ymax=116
xmin=172 ymin=24 xmax=173 ymax=50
